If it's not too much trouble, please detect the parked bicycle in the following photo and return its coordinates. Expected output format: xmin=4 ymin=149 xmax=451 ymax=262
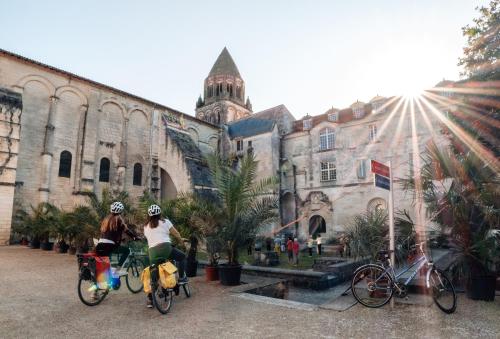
xmin=77 ymin=239 xmax=146 ymax=306
xmin=148 ymin=259 xmax=191 ymax=314
xmin=351 ymin=241 xmax=456 ymax=314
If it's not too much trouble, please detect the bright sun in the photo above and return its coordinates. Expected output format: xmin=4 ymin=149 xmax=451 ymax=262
xmin=401 ymin=83 xmax=423 ymax=99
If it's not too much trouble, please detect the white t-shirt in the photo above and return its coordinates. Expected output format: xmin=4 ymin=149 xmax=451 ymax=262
xmin=316 ymin=237 xmax=322 ymax=245
xmin=144 ymin=219 xmax=173 ymax=248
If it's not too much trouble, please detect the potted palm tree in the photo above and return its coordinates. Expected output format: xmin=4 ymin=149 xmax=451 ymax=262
xmin=204 ymin=153 xmax=279 ymax=286
xmin=402 ymin=140 xmax=499 ymax=301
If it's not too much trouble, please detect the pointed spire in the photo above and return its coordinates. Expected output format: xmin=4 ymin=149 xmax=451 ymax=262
xmin=196 ymin=95 xmax=204 ymax=108
xmin=245 ymin=96 xmax=252 ymax=111
xmin=208 ymin=47 xmax=241 ymax=78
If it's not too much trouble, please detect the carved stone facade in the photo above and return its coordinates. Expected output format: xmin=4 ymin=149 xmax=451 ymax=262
xmin=0 ymin=47 xmax=453 ymax=244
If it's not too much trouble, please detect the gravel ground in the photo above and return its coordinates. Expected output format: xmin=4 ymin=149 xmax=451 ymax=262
xmin=1 ymin=246 xmax=499 ymax=339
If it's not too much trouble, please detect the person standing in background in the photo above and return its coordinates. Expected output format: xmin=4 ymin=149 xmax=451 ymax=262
xmin=307 ymin=236 xmax=314 ymax=257
xmin=286 ymin=237 xmax=294 ymax=264
xmin=292 ymin=238 xmax=300 ymax=266
xmin=317 ymin=234 xmax=322 ymax=256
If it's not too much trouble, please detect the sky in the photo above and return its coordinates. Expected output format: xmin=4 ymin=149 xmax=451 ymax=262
xmin=0 ymin=0 xmax=489 ymax=118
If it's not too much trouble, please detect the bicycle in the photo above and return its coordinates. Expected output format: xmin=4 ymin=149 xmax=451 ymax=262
xmin=149 ymin=259 xmax=191 ymax=314
xmin=77 ymin=239 xmax=146 ymax=306
xmin=351 ymin=241 xmax=456 ymax=314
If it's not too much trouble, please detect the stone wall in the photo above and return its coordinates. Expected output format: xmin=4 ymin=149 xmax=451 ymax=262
xmin=0 ymin=88 xmax=22 ymax=245
xmin=0 ymin=51 xmax=218 ymax=243
xmin=282 ymin=100 xmax=448 ymax=239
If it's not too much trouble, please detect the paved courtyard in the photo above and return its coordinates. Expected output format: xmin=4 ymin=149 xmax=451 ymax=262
xmin=1 ymin=246 xmax=499 ymax=338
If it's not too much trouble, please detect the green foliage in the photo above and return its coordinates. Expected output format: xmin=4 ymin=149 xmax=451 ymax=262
xmin=345 ymin=209 xmax=389 ymax=261
xmin=402 ymin=140 xmax=500 ymax=274
xmin=458 ymin=0 xmax=500 ymax=80
xmin=197 ymin=153 xmax=279 ymax=265
xmin=87 ymin=188 xmax=134 ymax=224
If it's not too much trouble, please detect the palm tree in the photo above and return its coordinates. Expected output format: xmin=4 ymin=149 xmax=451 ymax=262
xmin=345 ymin=209 xmax=389 ymax=261
xmin=204 ymin=153 xmax=279 ymax=265
xmin=402 ymin=140 xmax=499 ymax=288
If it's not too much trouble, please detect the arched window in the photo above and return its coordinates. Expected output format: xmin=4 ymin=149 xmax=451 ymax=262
xmin=236 ymin=85 xmax=241 ymax=99
xmin=319 ymin=128 xmax=335 ymax=150
xmin=207 ymin=85 xmax=213 ymax=97
xmin=99 ymin=158 xmax=110 ymax=182
xmin=133 ymin=163 xmax=142 ymax=186
xmin=58 ymin=151 xmax=72 ymax=178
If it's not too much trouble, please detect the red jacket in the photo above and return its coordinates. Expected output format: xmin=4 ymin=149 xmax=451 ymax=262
xmin=286 ymin=240 xmax=293 ymax=251
xmin=292 ymin=241 xmax=299 ymax=254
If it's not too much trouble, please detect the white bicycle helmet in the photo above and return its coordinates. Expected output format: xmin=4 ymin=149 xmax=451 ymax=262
xmin=110 ymin=201 xmax=124 ymax=214
xmin=148 ymin=204 xmax=161 ymax=217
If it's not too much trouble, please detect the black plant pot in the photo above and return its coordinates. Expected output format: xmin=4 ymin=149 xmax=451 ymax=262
xmin=467 ymin=275 xmax=496 ymax=301
xmin=186 ymin=259 xmax=198 ymax=277
xmin=218 ymin=264 xmax=242 ymax=286
xmin=30 ymin=239 xmax=41 ymax=249
xmin=58 ymin=243 xmax=69 ymax=253
xmin=40 ymin=242 xmax=54 ymax=251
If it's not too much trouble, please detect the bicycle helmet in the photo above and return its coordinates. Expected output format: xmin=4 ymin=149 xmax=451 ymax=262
xmin=110 ymin=201 xmax=124 ymax=214
xmin=148 ymin=204 xmax=161 ymax=217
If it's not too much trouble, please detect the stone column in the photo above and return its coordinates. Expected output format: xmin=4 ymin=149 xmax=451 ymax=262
xmin=115 ymin=117 xmax=128 ymax=192
xmin=150 ymin=110 xmax=160 ymax=199
xmin=39 ymin=95 xmax=58 ymax=202
xmin=74 ymin=104 xmax=88 ymax=192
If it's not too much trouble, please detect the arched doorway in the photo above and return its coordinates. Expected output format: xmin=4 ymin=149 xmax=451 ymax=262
xmin=160 ymin=168 xmax=177 ymax=201
xmin=281 ymin=192 xmax=295 ymax=226
xmin=309 ymin=215 xmax=326 ymax=236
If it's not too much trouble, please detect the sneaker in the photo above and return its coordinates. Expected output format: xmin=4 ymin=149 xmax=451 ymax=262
xmin=146 ymin=299 xmax=153 ymax=308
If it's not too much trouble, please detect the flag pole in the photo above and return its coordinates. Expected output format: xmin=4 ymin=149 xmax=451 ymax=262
xmin=388 ymin=159 xmax=395 ymax=309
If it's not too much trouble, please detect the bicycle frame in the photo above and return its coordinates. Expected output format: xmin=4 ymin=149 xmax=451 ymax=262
xmin=372 ymin=250 xmax=434 ymax=291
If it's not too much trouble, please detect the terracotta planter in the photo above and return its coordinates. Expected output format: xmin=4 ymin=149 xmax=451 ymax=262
xmin=205 ymin=265 xmax=219 ymax=281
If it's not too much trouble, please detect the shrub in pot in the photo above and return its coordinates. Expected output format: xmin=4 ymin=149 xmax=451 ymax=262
xmin=202 ymin=153 xmax=279 ymax=286
xmin=204 ymin=236 xmax=222 ymax=281
xmin=401 ymin=140 xmax=500 ymax=300
xmin=186 ymin=236 xmax=199 ymax=277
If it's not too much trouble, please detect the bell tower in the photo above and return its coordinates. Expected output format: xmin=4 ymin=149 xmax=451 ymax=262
xmin=195 ymin=47 xmax=252 ymax=125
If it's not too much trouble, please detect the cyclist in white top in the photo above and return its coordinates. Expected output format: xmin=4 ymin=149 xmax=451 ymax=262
xmin=144 ymin=204 xmax=188 ymax=307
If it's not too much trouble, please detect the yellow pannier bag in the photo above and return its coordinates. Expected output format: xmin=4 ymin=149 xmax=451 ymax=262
xmin=141 ymin=267 xmax=151 ymax=294
xmin=159 ymin=262 xmax=178 ymax=289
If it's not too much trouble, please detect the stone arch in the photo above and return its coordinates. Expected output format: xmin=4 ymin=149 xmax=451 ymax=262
xmin=368 ymin=197 xmax=387 ymax=212
xmin=309 ymin=215 xmax=326 ymax=236
xmin=127 ymin=109 xmax=150 ymax=189
xmin=16 ymin=74 xmax=55 ymax=94
xmin=208 ymin=135 xmax=218 ymax=153
xmin=99 ymin=101 xmax=124 ymax=144
xmin=160 ymin=168 xmax=177 ymax=201
xmin=14 ymin=79 xmax=52 ymax=209
xmin=282 ymin=191 xmax=296 ymax=226
xmin=55 ymin=85 xmax=88 ymax=106
xmin=187 ymin=127 xmax=199 ymax=145
xmin=99 ymin=99 xmax=126 ymax=118
xmin=127 ymin=107 xmax=148 ymax=121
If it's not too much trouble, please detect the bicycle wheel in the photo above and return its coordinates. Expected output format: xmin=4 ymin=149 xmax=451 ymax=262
xmin=78 ymin=271 xmax=108 ymax=306
xmin=152 ymin=285 xmax=173 ymax=314
xmin=351 ymin=264 xmax=394 ymax=308
xmin=429 ymin=268 xmax=456 ymax=314
xmin=182 ymin=283 xmax=191 ymax=298
xmin=126 ymin=258 xmax=145 ymax=293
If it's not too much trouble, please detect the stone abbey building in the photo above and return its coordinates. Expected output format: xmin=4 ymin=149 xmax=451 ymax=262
xmin=0 ymin=48 xmax=449 ymax=245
